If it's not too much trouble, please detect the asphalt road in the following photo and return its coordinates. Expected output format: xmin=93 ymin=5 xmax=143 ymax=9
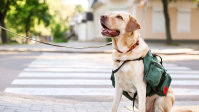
xmin=0 ymin=51 xmax=199 ymax=102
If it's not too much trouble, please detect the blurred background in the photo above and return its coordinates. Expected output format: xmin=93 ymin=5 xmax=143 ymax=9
xmin=0 ymin=0 xmax=199 ymax=111
xmin=0 ymin=0 xmax=86 ymax=44
xmin=0 ymin=0 xmax=199 ymax=45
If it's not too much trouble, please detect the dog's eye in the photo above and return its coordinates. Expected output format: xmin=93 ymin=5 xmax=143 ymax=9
xmin=117 ymin=16 xmax=123 ymax=19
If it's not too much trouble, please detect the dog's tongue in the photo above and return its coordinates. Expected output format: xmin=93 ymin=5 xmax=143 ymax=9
xmin=101 ymin=28 xmax=119 ymax=37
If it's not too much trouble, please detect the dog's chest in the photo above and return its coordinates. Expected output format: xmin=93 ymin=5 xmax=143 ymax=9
xmin=117 ymin=75 xmax=137 ymax=95
xmin=114 ymin=63 xmax=138 ymax=93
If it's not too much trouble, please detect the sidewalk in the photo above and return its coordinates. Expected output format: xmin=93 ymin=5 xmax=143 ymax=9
xmin=0 ymin=92 xmax=199 ymax=112
xmin=0 ymin=41 xmax=198 ymax=55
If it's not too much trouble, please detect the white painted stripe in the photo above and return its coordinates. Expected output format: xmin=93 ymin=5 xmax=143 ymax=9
xmin=164 ymin=67 xmax=190 ymax=70
xmin=30 ymin=62 xmax=176 ymax=67
xmin=11 ymin=79 xmax=112 ymax=85
xmin=30 ymin=62 xmax=112 ymax=66
xmin=24 ymin=68 xmax=111 ymax=72
xmin=4 ymin=88 xmax=115 ymax=95
xmin=4 ymin=88 xmax=199 ymax=96
xmin=24 ymin=68 xmax=198 ymax=73
xmin=168 ymin=71 xmax=199 ymax=74
xmin=173 ymin=88 xmax=199 ymax=95
xmin=19 ymin=72 xmax=110 ymax=78
xmin=171 ymin=80 xmax=199 ymax=85
xmin=171 ymin=75 xmax=199 ymax=78
xmin=28 ymin=65 xmax=112 ymax=69
xmin=19 ymin=72 xmax=199 ymax=78
xmin=11 ymin=79 xmax=199 ymax=85
xmin=28 ymin=65 xmax=190 ymax=70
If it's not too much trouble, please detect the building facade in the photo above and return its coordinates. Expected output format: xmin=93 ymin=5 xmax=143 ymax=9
xmin=74 ymin=0 xmax=199 ymax=42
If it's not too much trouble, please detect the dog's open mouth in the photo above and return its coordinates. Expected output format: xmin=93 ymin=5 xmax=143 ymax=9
xmin=101 ymin=23 xmax=120 ymax=37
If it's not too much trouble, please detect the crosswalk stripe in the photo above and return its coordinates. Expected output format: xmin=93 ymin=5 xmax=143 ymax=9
xmin=24 ymin=68 xmax=197 ymax=73
xmin=11 ymin=79 xmax=199 ymax=86
xmin=27 ymin=65 xmax=190 ymax=70
xmin=171 ymin=80 xmax=199 ymax=85
xmin=28 ymin=65 xmax=113 ymax=69
xmin=4 ymin=88 xmax=199 ymax=96
xmin=11 ymin=79 xmax=112 ymax=85
xmin=30 ymin=62 xmax=176 ymax=67
xmin=168 ymin=71 xmax=199 ymax=74
xmin=24 ymin=68 xmax=111 ymax=72
xmin=170 ymin=75 xmax=199 ymax=78
xmin=4 ymin=52 xmax=199 ymax=99
xmin=18 ymin=72 xmax=199 ymax=78
xmin=19 ymin=72 xmax=110 ymax=78
xmin=173 ymin=88 xmax=199 ymax=95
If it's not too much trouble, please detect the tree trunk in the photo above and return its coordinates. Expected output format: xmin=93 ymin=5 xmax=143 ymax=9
xmin=161 ymin=0 xmax=172 ymax=44
xmin=26 ymin=28 xmax=30 ymax=43
xmin=0 ymin=16 xmax=8 ymax=44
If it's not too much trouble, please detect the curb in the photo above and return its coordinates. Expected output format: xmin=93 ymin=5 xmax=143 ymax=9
xmin=0 ymin=91 xmax=81 ymax=104
xmin=0 ymin=49 xmax=199 ymax=55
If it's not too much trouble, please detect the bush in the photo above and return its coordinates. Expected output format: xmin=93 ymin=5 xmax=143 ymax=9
xmin=51 ymin=24 xmax=68 ymax=43
xmin=106 ymin=38 xmax=112 ymax=42
xmin=53 ymin=38 xmax=68 ymax=43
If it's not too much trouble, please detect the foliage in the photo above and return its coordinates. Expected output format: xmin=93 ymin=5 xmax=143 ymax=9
xmin=1 ymin=0 xmax=86 ymax=44
xmin=106 ymin=38 xmax=112 ymax=42
xmin=6 ymin=0 xmax=51 ymax=36
xmin=76 ymin=4 xmax=85 ymax=13
xmin=51 ymin=23 xmax=68 ymax=43
xmin=168 ymin=0 xmax=199 ymax=7
xmin=0 ymin=0 xmax=18 ymax=14
xmin=0 ymin=0 xmax=21 ymax=43
xmin=53 ymin=38 xmax=68 ymax=43
xmin=167 ymin=42 xmax=180 ymax=46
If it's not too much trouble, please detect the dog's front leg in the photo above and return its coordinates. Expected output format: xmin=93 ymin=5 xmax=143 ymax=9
xmin=111 ymin=83 xmax=123 ymax=112
xmin=137 ymin=83 xmax=146 ymax=112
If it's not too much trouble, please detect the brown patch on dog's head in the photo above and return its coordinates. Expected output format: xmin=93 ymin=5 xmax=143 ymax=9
xmin=126 ymin=15 xmax=140 ymax=32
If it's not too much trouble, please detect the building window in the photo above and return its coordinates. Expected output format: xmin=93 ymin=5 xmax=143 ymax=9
xmin=152 ymin=8 xmax=165 ymax=33
xmin=177 ymin=8 xmax=191 ymax=33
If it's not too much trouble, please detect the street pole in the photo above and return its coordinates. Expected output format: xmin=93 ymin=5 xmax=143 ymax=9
xmin=140 ymin=0 xmax=147 ymax=40
xmin=141 ymin=9 xmax=145 ymax=39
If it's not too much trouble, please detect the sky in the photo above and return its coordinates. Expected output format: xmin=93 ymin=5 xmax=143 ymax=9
xmin=61 ymin=0 xmax=88 ymax=9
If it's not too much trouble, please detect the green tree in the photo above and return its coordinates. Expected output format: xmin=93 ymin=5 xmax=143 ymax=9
xmin=0 ymin=0 xmax=19 ymax=44
xmin=7 ymin=0 xmax=51 ymax=43
xmin=76 ymin=4 xmax=85 ymax=13
xmin=161 ymin=0 xmax=199 ymax=44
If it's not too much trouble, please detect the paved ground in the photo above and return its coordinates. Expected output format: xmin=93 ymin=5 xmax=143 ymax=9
xmin=0 ymin=41 xmax=199 ymax=112
xmin=1 ymin=52 xmax=199 ymax=102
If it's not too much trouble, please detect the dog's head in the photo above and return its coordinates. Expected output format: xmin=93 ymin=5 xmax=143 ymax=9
xmin=100 ymin=11 xmax=140 ymax=37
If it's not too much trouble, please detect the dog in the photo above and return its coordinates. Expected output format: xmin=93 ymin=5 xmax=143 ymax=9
xmin=100 ymin=11 xmax=192 ymax=112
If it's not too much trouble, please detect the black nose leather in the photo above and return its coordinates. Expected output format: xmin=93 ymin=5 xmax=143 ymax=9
xmin=101 ymin=15 xmax=107 ymax=20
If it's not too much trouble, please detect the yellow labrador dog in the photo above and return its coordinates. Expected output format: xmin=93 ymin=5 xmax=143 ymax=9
xmin=100 ymin=11 xmax=192 ymax=112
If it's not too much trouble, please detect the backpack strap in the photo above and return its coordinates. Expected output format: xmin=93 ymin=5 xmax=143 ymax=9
xmin=112 ymin=57 xmax=143 ymax=74
xmin=156 ymin=72 xmax=166 ymax=92
xmin=152 ymin=54 xmax=163 ymax=65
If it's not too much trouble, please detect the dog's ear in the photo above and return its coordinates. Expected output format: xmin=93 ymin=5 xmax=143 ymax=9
xmin=125 ymin=15 xmax=140 ymax=32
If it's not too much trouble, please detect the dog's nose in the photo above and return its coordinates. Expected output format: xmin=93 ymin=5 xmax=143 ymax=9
xmin=101 ymin=15 xmax=107 ymax=20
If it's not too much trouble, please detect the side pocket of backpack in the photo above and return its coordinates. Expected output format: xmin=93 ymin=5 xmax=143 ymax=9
xmin=146 ymin=61 xmax=165 ymax=87
xmin=160 ymin=73 xmax=172 ymax=96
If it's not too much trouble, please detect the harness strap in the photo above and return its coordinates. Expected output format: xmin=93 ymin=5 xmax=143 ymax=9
xmin=133 ymin=92 xmax=137 ymax=111
xmin=156 ymin=72 xmax=166 ymax=92
xmin=112 ymin=57 xmax=143 ymax=74
xmin=152 ymin=54 xmax=163 ymax=65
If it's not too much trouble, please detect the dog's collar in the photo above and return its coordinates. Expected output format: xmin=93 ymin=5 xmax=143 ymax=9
xmin=117 ymin=40 xmax=139 ymax=53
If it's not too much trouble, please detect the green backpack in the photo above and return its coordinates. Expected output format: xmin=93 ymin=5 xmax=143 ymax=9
xmin=111 ymin=50 xmax=172 ymax=101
